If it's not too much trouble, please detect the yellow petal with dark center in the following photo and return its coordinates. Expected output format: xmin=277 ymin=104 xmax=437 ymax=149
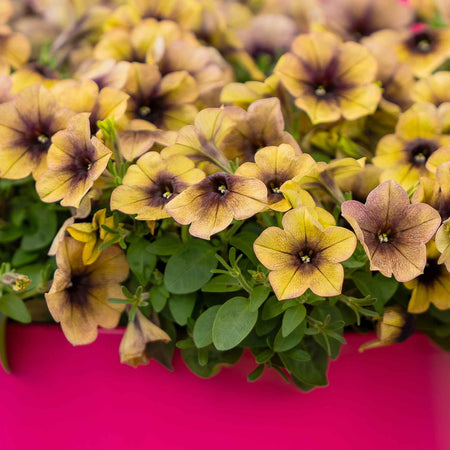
xmin=316 ymin=226 xmax=356 ymax=262
xmin=338 ymin=84 xmax=381 ymax=121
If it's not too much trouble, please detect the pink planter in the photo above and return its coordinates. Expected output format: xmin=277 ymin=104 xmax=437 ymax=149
xmin=1 ymin=324 xmax=449 ymax=450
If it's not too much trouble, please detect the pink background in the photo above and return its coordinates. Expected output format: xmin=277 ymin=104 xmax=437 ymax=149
xmin=1 ymin=324 xmax=449 ymax=450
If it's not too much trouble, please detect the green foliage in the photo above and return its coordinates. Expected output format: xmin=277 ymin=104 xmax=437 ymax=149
xmin=164 ymin=240 xmax=217 ymax=294
xmin=212 ymin=297 xmax=258 ymax=351
xmin=126 ymin=237 xmax=157 ymax=286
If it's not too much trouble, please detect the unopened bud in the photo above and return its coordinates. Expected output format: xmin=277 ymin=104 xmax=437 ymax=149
xmin=1 ymin=273 xmax=31 ymax=292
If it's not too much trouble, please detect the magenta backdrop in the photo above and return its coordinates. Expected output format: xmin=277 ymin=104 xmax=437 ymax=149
xmin=1 ymin=324 xmax=449 ymax=450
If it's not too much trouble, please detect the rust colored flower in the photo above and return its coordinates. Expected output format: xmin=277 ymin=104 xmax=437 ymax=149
xmin=373 ymin=103 xmax=450 ymax=190
xmin=119 ymin=309 xmax=171 ymax=368
xmin=254 ymin=206 xmax=356 ymax=299
xmin=35 ymin=113 xmax=112 ymax=208
xmin=322 ymin=0 xmax=413 ymax=41
xmin=275 ymin=32 xmax=381 ymax=124
xmin=166 ymin=173 xmax=267 ymax=240
xmin=0 ymin=84 xmax=73 ymax=180
xmin=124 ymin=62 xmax=198 ymax=130
xmin=235 ymin=144 xmax=316 ymax=212
xmin=405 ymin=241 xmax=450 ymax=313
xmin=111 ymin=149 xmax=205 ymax=221
xmin=341 ymin=180 xmax=441 ymax=282
xmin=67 ymin=209 xmax=115 ymax=265
xmin=219 ymin=97 xmax=300 ymax=163
xmin=45 ymin=237 xmax=129 ymax=345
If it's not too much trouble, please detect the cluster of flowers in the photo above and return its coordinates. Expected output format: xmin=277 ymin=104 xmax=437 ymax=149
xmin=0 ymin=0 xmax=449 ymax=388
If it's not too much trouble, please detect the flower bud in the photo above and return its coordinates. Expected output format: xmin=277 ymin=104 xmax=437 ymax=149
xmin=359 ymin=306 xmax=415 ymax=352
xmin=1 ymin=272 xmax=31 ymax=292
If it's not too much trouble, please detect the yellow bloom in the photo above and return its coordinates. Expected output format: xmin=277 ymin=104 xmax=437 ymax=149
xmin=436 ymin=218 xmax=450 ymax=271
xmin=342 ymin=180 xmax=441 ymax=282
xmin=0 ymin=26 xmax=30 ymax=71
xmin=119 ymin=309 xmax=171 ymax=368
xmin=405 ymin=241 xmax=450 ymax=313
xmin=254 ymin=206 xmax=356 ymax=299
xmin=219 ymin=97 xmax=300 ymax=163
xmin=166 ymin=173 xmax=267 ymax=240
xmin=124 ymin=62 xmax=198 ymax=130
xmin=111 ymin=149 xmax=205 ymax=220
xmin=235 ymin=144 xmax=316 ymax=212
xmin=0 ymin=84 xmax=73 ymax=180
xmin=51 ymin=79 xmax=129 ymax=134
xmin=45 ymin=237 xmax=129 ymax=345
xmin=67 ymin=209 xmax=115 ymax=265
xmin=412 ymin=72 xmax=450 ymax=107
xmin=275 ymin=32 xmax=381 ymax=124
xmin=373 ymin=102 xmax=450 ymax=190
xmin=75 ymin=59 xmax=131 ymax=90
xmin=35 ymin=113 xmax=112 ymax=208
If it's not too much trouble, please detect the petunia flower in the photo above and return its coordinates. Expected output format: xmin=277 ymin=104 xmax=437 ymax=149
xmin=166 ymin=173 xmax=267 ymax=240
xmin=75 ymin=58 xmax=131 ymax=90
xmin=0 ymin=26 xmax=31 ymax=71
xmin=405 ymin=241 xmax=450 ymax=313
xmin=67 ymin=209 xmax=116 ymax=265
xmin=0 ymin=84 xmax=73 ymax=180
xmin=119 ymin=309 xmax=171 ymax=368
xmin=364 ymin=26 xmax=450 ymax=78
xmin=51 ymin=79 xmax=129 ymax=134
xmin=45 ymin=237 xmax=129 ymax=345
xmin=254 ymin=206 xmax=356 ymax=300
xmin=235 ymin=144 xmax=316 ymax=212
xmin=35 ymin=113 xmax=112 ymax=208
xmin=275 ymin=32 xmax=381 ymax=124
xmin=436 ymin=218 xmax=450 ymax=271
xmin=111 ymin=149 xmax=205 ymax=221
xmin=124 ymin=62 xmax=198 ymax=130
xmin=341 ymin=180 xmax=441 ymax=282
xmin=373 ymin=103 xmax=450 ymax=190
xmin=322 ymin=0 xmax=413 ymax=42
xmin=219 ymin=97 xmax=300 ymax=163
xmin=412 ymin=72 xmax=450 ymax=107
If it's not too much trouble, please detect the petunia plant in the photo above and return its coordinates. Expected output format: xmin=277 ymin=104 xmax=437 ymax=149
xmin=0 ymin=0 xmax=449 ymax=391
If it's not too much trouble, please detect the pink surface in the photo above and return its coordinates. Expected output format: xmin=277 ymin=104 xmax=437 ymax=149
xmin=1 ymin=324 xmax=449 ymax=450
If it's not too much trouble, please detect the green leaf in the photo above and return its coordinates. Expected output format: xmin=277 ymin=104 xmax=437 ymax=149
xmin=201 ymin=274 xmax=241 ymax=293
xmin=273 ymin=321 xmax=306 ymax=352
xmin=230 ymin=231 xmax=259 ymax=266
xmin=0 ymin=313 xmax=9 ymax=373
xmin=0 ymin=293 xmax=31 ymax=323
xmin=249 ymin=285 xmax=270 ymax=312
xmin=255 ymin=348 xmax=273 ymax=364
xmin=147 ymin=234 xmax=181 ymax=255
xmin=282 ymin=304 xmax=306 ymax=337
xmin=212 ymin=297 xmax=258 ymax=351
xmin=279 ymin=339 xmax=328 ymax=387
xmin=248 ymin=364 xmax=264 ymax=382
xmin=127 ymin=237 xmax=157 ymax=285
xmin=12 ymin=248 xmax=39 ymax=267
xmin=21 ymin=205 xmax=57 ymax=251
xmin=193 ymin=305 xmax=221 ymax=348
xmin=352 ymin=272 xmax=398 ymax=305
xmin=285 ymin=348 xmax=311 ymax=361
xmin=262 ymin=296 xmax=299 ymax=320
xmin=311 ymin=304 xmax=344 ymax=360
xmin=176 ymin=338 xmax=195 ymax=349
xmin=168 ymin=293 xmax=196 ymax=326
xmin=164 ymin=240 xmax=217 ymax=294
xmin=149 ymin=284 xmax=170 ymax=312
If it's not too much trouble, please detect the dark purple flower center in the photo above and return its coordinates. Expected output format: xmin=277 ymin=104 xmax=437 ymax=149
xmin=405 ymin=138 xmax=438 ymax=166
xmin=67 ymin=273 xmax=90 ymax=306
xmin=416 ymin=259 xmax=444 ymax=287
xmin=68 ymin=151 xmax=94 ymax=179
xmin=297 ymin=248 xmax=315 ymax=265
xmin=147 ymin=174 xmax=180 ymax=207
xmin=137 ymin=97 xmax=166 ymax=126
xmin=407 ymin=30 xmax=436 ymax=54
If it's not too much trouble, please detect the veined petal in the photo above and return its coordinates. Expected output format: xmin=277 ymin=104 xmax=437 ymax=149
xmin=316 ymin=226 xmax=356 ymax=262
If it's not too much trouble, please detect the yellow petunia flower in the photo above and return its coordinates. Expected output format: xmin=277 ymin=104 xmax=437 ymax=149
xmin=373 ymin=102 xmax=450 ymax=190
xmin=35 ymin=113 xmax=112 ymax=208
xmin=405 ymin=241 xmax=450 ymax=313
xmin=412 ymin=72 xmax=450 ymax=107
xmin=45 ymin=237 xmax=129 ymax=346
xmin=111 ymin=149 xmax=205 ymax=221
xmin=436 ymin=218 xmax=450 ymax=271
xmin=275 ymin=31 xmax=381 ymax=124
xmin=166 ymin=172 xmax=267 ymax=240
xmin=254 ymin=206 xmax=356 ymax=300
xmin=235 ymin=144 xmax=316 ymax=212
xmin=0 ymin=84 xmax=73 ymax=180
